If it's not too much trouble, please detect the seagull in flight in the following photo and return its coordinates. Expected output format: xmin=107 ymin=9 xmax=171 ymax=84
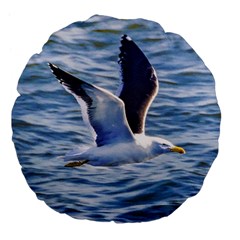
xmin=49 ymin=35 xmax=185 ymax=167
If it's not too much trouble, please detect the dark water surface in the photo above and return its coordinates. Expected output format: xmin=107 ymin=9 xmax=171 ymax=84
xmin=12 ymin=15 xmax=220 ymax=222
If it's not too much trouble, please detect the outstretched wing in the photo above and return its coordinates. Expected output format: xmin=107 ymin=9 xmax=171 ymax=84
xmin=118 ymin=35 xmax=159 ymax=134
xmin=49 ymin=63 xmax=134 ymax=146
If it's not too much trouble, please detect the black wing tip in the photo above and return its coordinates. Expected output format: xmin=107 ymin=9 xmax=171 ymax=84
xmin=48 ymin=62 xmax=65 ymax=84
xmin=48 ymin=62 xmax=59 ymax=73
xmin=118 ymin=35 xmax=132 ymax=64
xmin=120 ymin=35 xmax=133 ymax=49
xmin=121 ymin=34 xmax=132 ymax=42
xmin=48 ymin=62 xmax=91 ymax=90
xmin=48 ymin=62 xmax=57 ymax=72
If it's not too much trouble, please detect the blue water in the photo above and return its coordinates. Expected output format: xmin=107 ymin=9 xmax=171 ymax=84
xmin=12 ymin=15 xmax=220 ymax=223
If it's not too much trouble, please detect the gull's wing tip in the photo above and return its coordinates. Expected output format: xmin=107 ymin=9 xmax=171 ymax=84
xmin=48 ymin=62 xmax=58 ymax=71
xmin=118 ymin=35 xmax=135 ymax=64
xmin=121 ymin=34 xmax=132 ymax=42
xmin=48 ymin=63 xmax=72 ymax=86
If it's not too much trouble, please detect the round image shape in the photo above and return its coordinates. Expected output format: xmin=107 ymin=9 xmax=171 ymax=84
xmin=12 ymin=15 xmax=220 ymax=223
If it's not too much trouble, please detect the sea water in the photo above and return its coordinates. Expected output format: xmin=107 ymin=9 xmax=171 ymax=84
xmin=12 ymin=15 xmax=220 ymax=222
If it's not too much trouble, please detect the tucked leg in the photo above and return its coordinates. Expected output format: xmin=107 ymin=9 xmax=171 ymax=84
xmin=64 ymin=160 xmax=89 ymax=167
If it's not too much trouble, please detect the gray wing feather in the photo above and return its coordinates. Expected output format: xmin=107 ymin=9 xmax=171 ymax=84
xmin=49 ymin=63 xmax=134 ymax=146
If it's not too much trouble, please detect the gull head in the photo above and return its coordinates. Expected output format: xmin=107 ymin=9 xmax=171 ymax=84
xmin=151 ymin=137 xmax=186 ymax=155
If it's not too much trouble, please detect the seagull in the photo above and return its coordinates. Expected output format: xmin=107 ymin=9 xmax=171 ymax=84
xmin=48 ymin=35 xmax=185 ymax=167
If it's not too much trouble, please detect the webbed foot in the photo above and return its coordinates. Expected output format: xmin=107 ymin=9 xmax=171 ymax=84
xmin=64 ymin=160 xmax=89 ymax=167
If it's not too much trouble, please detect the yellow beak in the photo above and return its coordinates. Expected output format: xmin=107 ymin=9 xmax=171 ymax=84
xmin=170 ymin=146 xmax=186 ymax=154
